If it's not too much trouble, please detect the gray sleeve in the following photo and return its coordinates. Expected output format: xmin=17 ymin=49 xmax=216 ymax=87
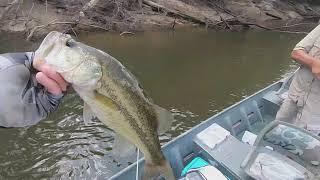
xmin=0 ymin=53 xmax=63 ymax=127
xmin=294 ymin=24 xmax=320 ymax=52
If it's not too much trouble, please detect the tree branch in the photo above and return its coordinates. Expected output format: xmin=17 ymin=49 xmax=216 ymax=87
xmin=0 ymin=0 xmax=21 ymax=21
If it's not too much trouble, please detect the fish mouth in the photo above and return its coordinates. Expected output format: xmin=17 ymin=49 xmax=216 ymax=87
xmin=36 ymin=31 xmax=73 ymax=58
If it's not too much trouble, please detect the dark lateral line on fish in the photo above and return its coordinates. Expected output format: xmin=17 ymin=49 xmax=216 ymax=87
xmin=98 ymin=81 xmax=163 ymax=164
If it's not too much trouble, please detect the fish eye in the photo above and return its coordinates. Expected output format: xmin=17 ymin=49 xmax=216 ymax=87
xmin=65 ymin=40 xmax=73 ymax=47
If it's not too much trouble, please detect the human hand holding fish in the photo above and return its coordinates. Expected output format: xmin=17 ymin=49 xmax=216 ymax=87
xmin=33 ymin=58 xmax=68 ymax=95
xmin=34 ymin=31 xmax=175 ymax=180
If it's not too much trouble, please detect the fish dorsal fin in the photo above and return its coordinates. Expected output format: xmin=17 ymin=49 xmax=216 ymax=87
xmin=83 ymin=102 xmax=96 ymax=125
xmin=153 ymin=104 xmax=174 ymax=134
xmin=112 ymin=133 xmax=137 ymax=159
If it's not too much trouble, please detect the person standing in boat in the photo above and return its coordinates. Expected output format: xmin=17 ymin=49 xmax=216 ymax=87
xmin=276 ymin=24 xmax=320 ymax=131
xmin=0 ymin=52 xmax=68 ymax=127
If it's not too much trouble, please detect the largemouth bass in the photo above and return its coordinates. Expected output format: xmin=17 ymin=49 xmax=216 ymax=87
xmin=34 ymin=31 xmax=175 ymax=180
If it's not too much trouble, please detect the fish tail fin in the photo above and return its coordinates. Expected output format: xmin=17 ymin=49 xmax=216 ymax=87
xmin=143 ymin=159 xmax=175 ymax=180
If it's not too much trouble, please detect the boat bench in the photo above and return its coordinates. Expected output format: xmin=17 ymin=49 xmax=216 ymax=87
xmin=262 ymin=74 xmax=292 ymax=108
xmin=193 ymin=125 xmax=252 ymax=179
xmin=261 ymin=75 xmax=293 ymax=120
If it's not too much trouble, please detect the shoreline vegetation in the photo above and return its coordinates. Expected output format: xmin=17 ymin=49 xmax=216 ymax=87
xmin=0 ymin=0 xmax=320 ymax=40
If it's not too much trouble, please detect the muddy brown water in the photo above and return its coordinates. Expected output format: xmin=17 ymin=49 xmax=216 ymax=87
xmin=0 ymin=30 xmax=301 ymax=179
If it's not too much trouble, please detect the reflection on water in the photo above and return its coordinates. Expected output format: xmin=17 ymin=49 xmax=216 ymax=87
xmin=0 ymin=30 xmax=301 ymax=178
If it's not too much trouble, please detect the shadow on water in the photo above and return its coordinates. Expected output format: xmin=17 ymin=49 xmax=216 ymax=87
xmin=0 ymin=30 xmax=302 ymax=178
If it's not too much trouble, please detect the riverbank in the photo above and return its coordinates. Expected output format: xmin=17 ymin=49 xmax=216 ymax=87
xmin=1 ymin=0 xmax=320 ymax=40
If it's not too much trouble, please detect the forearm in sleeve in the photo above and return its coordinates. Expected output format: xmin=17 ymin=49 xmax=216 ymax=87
xmin=0 ymin=53 xmax=63 ymax=127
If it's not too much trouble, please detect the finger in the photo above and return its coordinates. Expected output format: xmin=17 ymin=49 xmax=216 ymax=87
xmin=37 ymin=64 xmax=68 ymax=91
xmin=36 ymin=72 xmax=62 ymax=95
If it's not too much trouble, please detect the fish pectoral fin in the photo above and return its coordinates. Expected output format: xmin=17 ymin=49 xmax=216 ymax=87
xmin=153 ymin=104 xmax=174 ymax=135
xmin=83 ymin=103 xmax=97 ymax=125
xmin=112 ymin=134 xmax=137 ymax=158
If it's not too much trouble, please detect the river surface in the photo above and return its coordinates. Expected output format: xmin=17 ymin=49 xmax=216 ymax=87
xmin=0 ymin=30 xmax=301 ymax=179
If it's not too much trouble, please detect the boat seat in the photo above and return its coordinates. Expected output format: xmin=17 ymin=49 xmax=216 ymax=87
xmin=193 ymin=124 xmax=252 ymax=179
xmin=262 ymin=73 xmax=293 ymax=107
xmin=262 ymin=90 xmax=284 ymax=106
xmin=241 ymin=146 xmax=315 ymax=180
xmin=242 ymin=121 xmax=319 ymax=179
